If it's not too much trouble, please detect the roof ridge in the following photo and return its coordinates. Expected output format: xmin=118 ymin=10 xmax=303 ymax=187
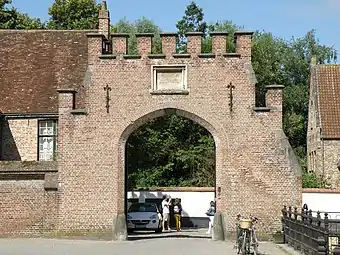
xmin=315 ymin=66 xmax=323 ymax=140
xmin=0 ymin=29 xmax=98 ymax=33
xmin=317 ymin=64 xmax=340 ymax=67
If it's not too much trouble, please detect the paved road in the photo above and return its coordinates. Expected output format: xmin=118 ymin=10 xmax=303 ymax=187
xmin=0 ymin=229 xmax=293 ymax=255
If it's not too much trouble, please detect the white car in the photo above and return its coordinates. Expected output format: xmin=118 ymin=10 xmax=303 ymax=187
xmin=127 ymin=203 xmax=163 ymax=233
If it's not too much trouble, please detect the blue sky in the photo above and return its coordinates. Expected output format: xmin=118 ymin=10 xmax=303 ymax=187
xmin=11 ymin=0 xmax=340 ymax=57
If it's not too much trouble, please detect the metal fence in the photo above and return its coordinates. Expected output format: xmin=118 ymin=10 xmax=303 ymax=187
xmin=282 ymin=205 xmax=340 ymax=255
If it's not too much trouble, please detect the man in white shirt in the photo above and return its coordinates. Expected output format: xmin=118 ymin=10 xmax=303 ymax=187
xmin=162 ymin=196 xmax=171 ymax=231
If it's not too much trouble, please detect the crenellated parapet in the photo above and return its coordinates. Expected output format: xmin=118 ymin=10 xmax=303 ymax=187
xmin=86 ymin=30 xmax=254 ymax=61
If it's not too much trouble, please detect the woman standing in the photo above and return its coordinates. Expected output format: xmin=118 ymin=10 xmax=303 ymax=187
xmin=206 ymin=201 xmax=215 ymax=234
xmin=173 ymin=199 xmax=182 ymax=231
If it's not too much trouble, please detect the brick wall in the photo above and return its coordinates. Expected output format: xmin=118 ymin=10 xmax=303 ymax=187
xmin=307 ymin=65 xmax=323 ymax=175
xmin=0 ymin=161 xmax=58 ymax=237
xmin=1 ymin=119 xmax=38 ymax=161
xmin=307 ymin=65 xmax=340 ymax=188
xmin=323 ymin=140 xmax=340 ymax=187
xmin=56 ymin=28 xmax=301 ymax=239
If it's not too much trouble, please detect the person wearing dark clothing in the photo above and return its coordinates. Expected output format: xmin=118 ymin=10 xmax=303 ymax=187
xmin=173 ymin=199 xmax=182 ymax=231
xmin=206 ymin=201 xmax=215 ymax=234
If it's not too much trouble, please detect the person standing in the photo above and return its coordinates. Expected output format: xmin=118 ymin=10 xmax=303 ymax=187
xmin=206 ymin=201 xmax=215 ymax=234
xmin=173 ymin=199 xmax=182 ymax=231
xmin=162 ymin=196 xmax=171 ymax=231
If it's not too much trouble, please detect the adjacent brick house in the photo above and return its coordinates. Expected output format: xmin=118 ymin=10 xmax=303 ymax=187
xmin=307 ymin=59 xmax=340 ymax=188
xmin=0 ymin=1 xmax=302 ymax=240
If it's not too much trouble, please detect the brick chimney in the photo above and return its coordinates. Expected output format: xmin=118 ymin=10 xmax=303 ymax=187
xmin=266 ymin=85 xmax=284 ymax=127
xmin=266 ymin=85 xmax=284 ymax=110
xmin=99 ymin=1 xmax=110 ymax=39
xmin=57 ymin=89 xmax=77 ymax=114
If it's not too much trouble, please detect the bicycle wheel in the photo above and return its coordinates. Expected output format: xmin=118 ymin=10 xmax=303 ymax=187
xmin=237 ymin=230 xmax=243 ymax=254
xmin=252 ymin=234 xmax=259 ymax=255
xmin=241 ymin=232 xmax=247 ymax=255
xmin=253 ymin=244 xmax=258 ymax=255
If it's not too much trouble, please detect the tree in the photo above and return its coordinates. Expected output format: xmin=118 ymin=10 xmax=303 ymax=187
xmin=251 ymin=29 xmax=336 ymax=171
xmin=176 ymin=1 xmax=207 ymax=52
xmin=47 ymin=0 xmax=100 ymax=29
xmin=126 ymin=114 xmax=215 ymax=189
xmin=112 ymin=17 xmax=162 ymax=54
xmin=0 ymin=0 xmax=44 ymax=29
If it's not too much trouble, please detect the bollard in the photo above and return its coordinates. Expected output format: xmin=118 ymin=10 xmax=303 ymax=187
xmin=316 ymin=237 xmax=327 ymax=255
xmin=112 ymin=213 xmax=127 ymax=241
xmin=212 ymin=211 xmax=224 ymax=241
xmin=333 ymin=246 xmax=340 ymax=255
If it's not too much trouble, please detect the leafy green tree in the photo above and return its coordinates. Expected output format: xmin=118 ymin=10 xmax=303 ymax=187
xmin=176 ymin=1 xmax=207 ymax=52
xmin=126 ymin=114 xmax=215 ymax=189
xmin=251 ymin=29 xmax=336 ymax=170
xmin=0 ymin=0 xmax=44 ymax=29
xmin=112 ymin=17 xmax=162 ymax=54
xmin=47 ymin=0 xmax=100 ymax=29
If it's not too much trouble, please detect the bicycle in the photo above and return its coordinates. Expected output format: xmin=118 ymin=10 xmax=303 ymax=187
xmin=235 ymin=214 xmax=259 ymax=255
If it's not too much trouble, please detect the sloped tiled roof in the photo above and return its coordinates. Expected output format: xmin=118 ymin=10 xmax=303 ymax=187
xmin=0 ymin=30 xmax=90 ymax=114
xmin=315 ymin=65 xmax=340 ymax=138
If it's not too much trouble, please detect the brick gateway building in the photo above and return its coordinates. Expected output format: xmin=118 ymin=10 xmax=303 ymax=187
xmin=0 ymin=2 xmax=301 ymax=239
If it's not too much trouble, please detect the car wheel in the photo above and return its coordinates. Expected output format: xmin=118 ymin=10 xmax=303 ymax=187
xmin=155 ymin=227 xmax=162 ymax=233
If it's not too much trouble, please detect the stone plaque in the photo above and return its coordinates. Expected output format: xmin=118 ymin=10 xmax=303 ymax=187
xmin=153 ymin=66 xmax=186 ymax=91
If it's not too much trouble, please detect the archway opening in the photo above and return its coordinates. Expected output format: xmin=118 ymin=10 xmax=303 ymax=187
xmin=123 ymin=109 xmax=216 ymax=233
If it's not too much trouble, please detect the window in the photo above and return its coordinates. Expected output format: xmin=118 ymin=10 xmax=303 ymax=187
xmin=38 ymin=120 xmax=58 ymax=161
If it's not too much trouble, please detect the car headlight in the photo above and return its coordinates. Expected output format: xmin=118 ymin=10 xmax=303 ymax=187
xmin=150 ymin=214 xmax=157 ymax=219
xmin=127 ymin=215 xmax=132 ymax=220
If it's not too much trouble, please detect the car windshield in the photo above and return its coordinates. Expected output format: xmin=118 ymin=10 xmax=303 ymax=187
xmin=128 ymin=203 xmax=157 ymax=213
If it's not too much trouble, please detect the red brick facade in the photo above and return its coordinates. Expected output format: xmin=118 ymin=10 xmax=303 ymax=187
xmin=54 ymin=5 xmax=301 ymax=240
xmin=0 ymin=3 xmax=302 ymax=240
xmin=0 ymin=161 xmax=58 ymax=236
xmin=307 ymin=60 xmax=340 ymax=187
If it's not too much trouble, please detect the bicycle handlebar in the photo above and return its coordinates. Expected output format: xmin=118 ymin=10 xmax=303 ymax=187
xmin=236 ymin=214 xmax=259 ymax=222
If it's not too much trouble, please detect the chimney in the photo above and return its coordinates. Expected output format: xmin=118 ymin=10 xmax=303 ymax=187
xmin=265 ymin=85 xmax=284 ymax=128
xmin=135 ymin=33 xmax=154 ymax=56
xmin=266 ymin=85 xmax=284 ymax=111
xmin=210 ymin=31 xmax=228 ymax=55
xmin=185 ymin=32 xmax=203 ymax=56
xmin=57 ymin=89 xmax=77 ymax=114
xmin=111 ymin=33 xmax=129 ymax=54
xmin=87 ymin=33 xmax=104 ymax=64
xmin=234 ymin=31 xmax=254 ymax=58
xmin=99 ymin=1 xmax=110 ymax=39
xmin=311 ymin=55 xmax=317 ymax=66
xmin=160 ymin=33 xmax=178 ymax=56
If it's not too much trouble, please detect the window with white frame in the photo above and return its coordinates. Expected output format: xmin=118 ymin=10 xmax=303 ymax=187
xmin=38 ymin=120 xmax=58 ymax=161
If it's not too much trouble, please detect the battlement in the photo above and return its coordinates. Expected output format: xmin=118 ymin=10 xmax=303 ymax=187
xmin=92 ymin=1 xmax=253 ymax=61
xmin=87 ymin=30 xmax=253 ymax=61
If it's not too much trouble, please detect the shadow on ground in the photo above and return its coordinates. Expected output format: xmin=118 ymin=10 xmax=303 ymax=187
xmin=128 ymin=229 xmax=211 ymax=241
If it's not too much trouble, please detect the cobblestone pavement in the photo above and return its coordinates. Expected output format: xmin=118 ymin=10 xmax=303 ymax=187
xmin=0 ymin=229 xmax=293 ymax=255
